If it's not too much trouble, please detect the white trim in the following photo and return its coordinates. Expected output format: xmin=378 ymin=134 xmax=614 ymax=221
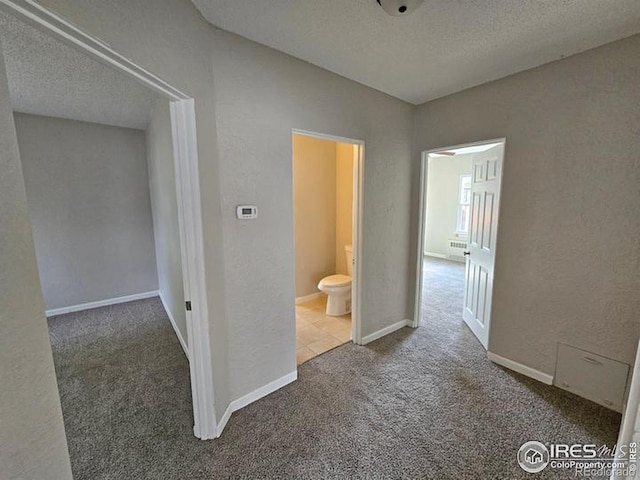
xmin=216 ymin=404 xmax=233 ymax=438
xmin=171 ymin=100 xmax=217 ymax=440
xmin=0 ymin=0 xmax=217 ymax=441
xmin=295 ymin=292 xmax=323 ymax=305
xmin=360 ymin=319 xmax=410 ymax=346
xmin=611 ymin=340 xmax=639 ymax=480
xmin=216 ymin=371 xmax=298 ymax=437
xmin=229 ymin=371 xmax=298 ymax=413
xmin=45 ymin=291 xmax=158 ymax=317
xmin=159 ymin=293 xmax=189 ymax=361
xmin=0 ymin=0 xmax=188 ymax=101
xmin=487 ymin=352 xmax=554 ymax=385
xmin=351 ymin=143 xmax=365 ymax=345
xmin=292 ymin=129 xmax=362 ymax=146
xmin=424 ymin=252 xmax=447 ymax=259
xmin=291 ymin=129 xmax=365 ymax=345
xmin=412 ymin=149 xmax=428 ymax=329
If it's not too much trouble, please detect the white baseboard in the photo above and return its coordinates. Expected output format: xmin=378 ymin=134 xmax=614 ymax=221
xmin=488 ymin=351 xmax=554 ymax=385
xmin=216 ymin=404 xmax=234 ymax=438
xmin=424 ymin=252 xmax=447 ymax=259
xmin=229 ymin=370 xmax=298 ymax=413
xmin=295 ymin=292 xmax=323 ymax=305
xmin=45 ymin=291 xmax=159 ymax=317
xmin=216 ymin=370 xmax=298 ymax=437
xmin=159 ymin=293 xmax=189 ymax=361
xmin=360 ymin=319 xmax=410 ymax=345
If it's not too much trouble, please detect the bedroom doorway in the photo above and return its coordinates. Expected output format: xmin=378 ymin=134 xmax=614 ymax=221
xmin=414 ymin=139 xmax=505 ymax=349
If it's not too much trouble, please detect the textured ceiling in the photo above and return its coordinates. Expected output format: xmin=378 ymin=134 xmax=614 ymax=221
xmin=191 ymin=0 xmax=640 ymax=104
xmin=0 ymin=13 xmax=157 ymax=130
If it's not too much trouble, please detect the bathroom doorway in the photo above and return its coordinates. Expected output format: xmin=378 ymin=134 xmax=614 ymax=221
xmin=291 ymin=130 xmax=363 ymax=365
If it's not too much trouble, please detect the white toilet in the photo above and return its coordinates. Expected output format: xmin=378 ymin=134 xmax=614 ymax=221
xmin=318 ymin=245 xmax=353 ymax=316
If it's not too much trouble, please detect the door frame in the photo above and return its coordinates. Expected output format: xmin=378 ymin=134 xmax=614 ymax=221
xmin=611 ymin=341 xmax=640 ymax=479
xmin=291 ymin=129 xmax=365 ymax=345
xmin=0 ymin=0 xmax=218 ymax=439
xmin=412 ymin=138 xmax=506 ymax=333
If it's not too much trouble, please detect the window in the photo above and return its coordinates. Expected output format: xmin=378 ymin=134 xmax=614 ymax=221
xmin=457 ymin=174 xmax=472 ymax=235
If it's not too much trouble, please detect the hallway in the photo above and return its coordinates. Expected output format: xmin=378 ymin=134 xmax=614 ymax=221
xmin=50 ymin=290 xmax=620 ymax=479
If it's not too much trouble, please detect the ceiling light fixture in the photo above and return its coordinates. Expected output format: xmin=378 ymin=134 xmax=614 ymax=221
xmin=377 ymin=0 xmax=425 ymax=17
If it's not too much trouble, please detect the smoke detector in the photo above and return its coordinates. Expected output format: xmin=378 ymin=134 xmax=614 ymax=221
xmin=377 ymin=0 xmax=425 ymax=16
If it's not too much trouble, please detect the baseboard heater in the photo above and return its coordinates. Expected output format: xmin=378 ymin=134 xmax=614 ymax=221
xmin=447 ymin=238 xmax=468 ymax=262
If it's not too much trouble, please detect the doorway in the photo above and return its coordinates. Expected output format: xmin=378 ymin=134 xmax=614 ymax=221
xmin=291 ymin=130 xmax=364 ymax=363
xmin=414 ymin=139 xmax=505 ymax=349
xmin=0 ymin=1 xmax=217 ymax=440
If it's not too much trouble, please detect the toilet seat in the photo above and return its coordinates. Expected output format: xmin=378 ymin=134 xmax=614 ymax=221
xmin=318 ymin=274 xmax=351 ymax=288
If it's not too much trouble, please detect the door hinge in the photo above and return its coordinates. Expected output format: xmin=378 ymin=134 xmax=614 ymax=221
xmin=185 ymin=301 xmax=192 ymax=311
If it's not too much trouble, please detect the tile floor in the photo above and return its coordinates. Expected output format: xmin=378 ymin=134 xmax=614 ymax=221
xmin=296 ymin=295 xmax=351 ymax=365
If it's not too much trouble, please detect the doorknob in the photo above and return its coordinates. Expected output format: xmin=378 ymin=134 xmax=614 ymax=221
xmin=463 ymin=251 xmax=471 ymax=256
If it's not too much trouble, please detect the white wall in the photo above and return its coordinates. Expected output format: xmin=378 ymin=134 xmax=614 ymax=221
xmin=210 ymin=27 xmax=415 ymax=400
xmin=293 ymin=134 xmax=337 ymax=298
xmin=424 ymin=154 xmax=472 ymax=256
xmin=146 ymin=98 xmax=187 ymax=348
xmin=0 ymin=45 xmax=72 ymax=480
xmin=412 ymin=34 xmax=640 ymax=377
xmin=14 ymin=113 xmax=158 ymax=311
xmin=335 ymin=143 xmax=354 ymax=276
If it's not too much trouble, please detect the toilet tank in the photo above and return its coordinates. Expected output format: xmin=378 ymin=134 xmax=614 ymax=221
xmin=345 ymin=245 xmax=353 ymax=276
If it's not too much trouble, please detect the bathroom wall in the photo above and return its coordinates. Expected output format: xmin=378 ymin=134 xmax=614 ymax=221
xmin=335 ymin=142 xmax=354 ymax=275
xmin=293 ymin=134 xmax=337 ymax=298
xmin=424 ymin=153 xmax=472 ymax=257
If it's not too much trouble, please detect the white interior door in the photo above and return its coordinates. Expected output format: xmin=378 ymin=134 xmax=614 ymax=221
xmin=462 ymin=143 xmax=504 ymax=348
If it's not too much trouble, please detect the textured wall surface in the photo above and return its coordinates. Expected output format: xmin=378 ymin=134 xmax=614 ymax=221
xmin=413 ymin=35 xmax=640 ymax=375
xmin=210 ymin=27 xmax=414 ymax=399
xmin=0 ymin=46 xmax=72 ymax=480
xmin=27 ymin=0 xmax=412 ymax=416
xmin=335 ymin=142 xmax=354 ymax=276
xmin=293 ymin=134 xmax=337 ymax=298
xmin=16 ymin=0 xmax=636 ymax=433
xmin=424 ymin=153 xmax=472 ymax=256
xmin=15 ymin=113 xmax=158 ymax=311
xmin=35 ymin=0 xmax=231 ymax=419
xmin=147 ymin=99 xmax=187 ymax=345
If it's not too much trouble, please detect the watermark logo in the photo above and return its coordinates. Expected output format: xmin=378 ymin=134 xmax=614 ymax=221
xmin=518 ymin=441 xmax=550 ymax=473
xmin=517 ymin=441 xmax=637 ymax=476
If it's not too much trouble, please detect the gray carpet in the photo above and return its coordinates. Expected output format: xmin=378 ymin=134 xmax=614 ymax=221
xmin=49 ymin=260 xmax=621 ymax=479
